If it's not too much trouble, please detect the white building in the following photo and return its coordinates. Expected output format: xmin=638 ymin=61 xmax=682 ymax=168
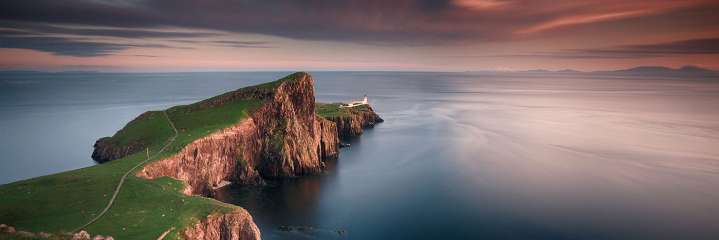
xmin=340 ymin=95 xmax=368 ymax=108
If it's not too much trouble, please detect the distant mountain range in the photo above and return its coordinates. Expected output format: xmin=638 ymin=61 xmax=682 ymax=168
xmin=511 ymin=65 xmax=719 ymax=78
xmin=1 ymin=66 xmax=717 ymax=78
xmin=594 ymin=65 xmax=718 ymax=77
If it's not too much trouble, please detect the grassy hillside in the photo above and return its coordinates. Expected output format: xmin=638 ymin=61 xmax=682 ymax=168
xmin=0 ymin=73 xmax=305 ymax=239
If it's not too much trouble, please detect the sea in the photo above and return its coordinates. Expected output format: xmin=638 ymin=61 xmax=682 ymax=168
xmin=1 ymin=71 xmax=719 ymax=239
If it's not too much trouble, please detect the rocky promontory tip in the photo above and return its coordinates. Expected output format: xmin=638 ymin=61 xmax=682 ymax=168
xmin=316 ymin=103 xmax=383 ymax=138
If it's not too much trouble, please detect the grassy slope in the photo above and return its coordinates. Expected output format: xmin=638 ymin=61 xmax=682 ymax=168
xmin=0 ymin=73 xmax=305 ymax=239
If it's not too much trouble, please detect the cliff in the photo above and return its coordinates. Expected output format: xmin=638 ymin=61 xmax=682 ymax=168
xmin=137 ymin=72 xmax=340 ymax=196
xmin=316 ymin=103 xmax=383 ymax=138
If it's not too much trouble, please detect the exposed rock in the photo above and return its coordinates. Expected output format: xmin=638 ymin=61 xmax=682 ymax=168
xmin=91 ymin=111 xmax=157 ymax=163
xmin=251 ymin=73 xmax=339 ymax=177
xmin=138 ymin=118 xmax=262 ymax=195
xmin=72 ymin=231 xmax=90 ymax=240
xmin=184 ymin=209 xmax=260 ymax=240
xmin=91 ymin=137 xmax=146 ymax=163
xmin=325 ymin=106 xmax=383 ymax=138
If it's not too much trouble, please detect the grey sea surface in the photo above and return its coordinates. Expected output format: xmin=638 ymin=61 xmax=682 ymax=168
xmin=1 ymin=71 xmax=718 ymax=239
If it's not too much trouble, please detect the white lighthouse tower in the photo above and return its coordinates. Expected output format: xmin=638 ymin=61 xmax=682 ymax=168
xmin=340 ymin=94 xmax=369 ymax=108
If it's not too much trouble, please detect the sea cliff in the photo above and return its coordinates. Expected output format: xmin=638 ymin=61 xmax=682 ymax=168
xmin=137 ymin=72 xmax=341 ymax=196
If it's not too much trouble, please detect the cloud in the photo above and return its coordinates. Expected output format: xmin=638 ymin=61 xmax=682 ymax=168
xmin=210 ymin=40 xmax=274 ymax=48
xmin=457 ymin=38 xmax=719 ymax=59
xmin=608 ymin=38 xmax=719 ymax=55
xmin=0 ymin=35 xmax=185 ymax=57
xmin=453 ymin=0 xmax=509 ymax=10
xmin=170 ymin=39 xmax=273 ymax=48
xmin=516 ymin=10 xmax=650 ymax=34
xmin=559 ymin=38 xmax=719 ymax=58
xmin=0 ymin=0 xmax=717 ymax=54
xmin=2 ymin=22 xmax=217 ymax=39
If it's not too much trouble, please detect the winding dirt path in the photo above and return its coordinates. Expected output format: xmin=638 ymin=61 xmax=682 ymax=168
xmin=156 ymin=227 xmax=176 ymax=240
xmin=75 ymin=111 xmax=178 ymax=232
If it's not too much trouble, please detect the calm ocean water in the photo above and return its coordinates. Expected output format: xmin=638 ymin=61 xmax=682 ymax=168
xmin=2 ymin=71 xmax=719 ymax=239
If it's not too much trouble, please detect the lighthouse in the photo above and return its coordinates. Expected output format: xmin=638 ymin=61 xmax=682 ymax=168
xmin=340 ymin=95 xmax=369 ymax=108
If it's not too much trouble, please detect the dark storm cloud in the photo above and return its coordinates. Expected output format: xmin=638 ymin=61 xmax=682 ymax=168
xmin=0 ymin=35 xmax=186 ymax=57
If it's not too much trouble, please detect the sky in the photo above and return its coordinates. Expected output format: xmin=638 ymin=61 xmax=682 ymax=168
xmin=0 ymin=0 xmax=718 ymax=72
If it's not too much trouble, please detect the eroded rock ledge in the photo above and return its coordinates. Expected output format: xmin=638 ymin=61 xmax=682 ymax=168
xmin=184 ymin=209 xmax=261 ymax=240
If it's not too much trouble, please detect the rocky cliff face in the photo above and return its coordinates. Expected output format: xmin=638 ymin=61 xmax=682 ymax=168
xmin=136 ymin=118 xmax=262 ymax=195
xmin=137 ymin=73 xmax=339 ymax=197
xmin=184 ymin=209 xmax=261 ymax=240
xmin=325 ymin=106 xmax=383 ymax=138
xmin=251 ymin=73 xmax=339 ymax=177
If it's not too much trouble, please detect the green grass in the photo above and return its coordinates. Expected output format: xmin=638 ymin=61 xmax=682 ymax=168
xmin=106 ymin=111 xmax=174 ymax=146
xmin=315 ymin=103 xmax=370 ymax=118
xmin=0 ymin=73 xmax=308 ymax=239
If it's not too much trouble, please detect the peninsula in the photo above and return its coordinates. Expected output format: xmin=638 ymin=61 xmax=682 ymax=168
xmin=0 ymin=72 xmax=381 ymax=240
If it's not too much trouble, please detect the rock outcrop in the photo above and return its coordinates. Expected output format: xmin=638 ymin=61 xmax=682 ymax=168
xmin=184 ymin=209 xmax=261 ymax=240
xmin=325 ymin=106 xmax=383 ymax=138
xmin=137 ymin=72 xmax=340 ymax=196
xmin=91 ymin=137 xmax=146 ymax=163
